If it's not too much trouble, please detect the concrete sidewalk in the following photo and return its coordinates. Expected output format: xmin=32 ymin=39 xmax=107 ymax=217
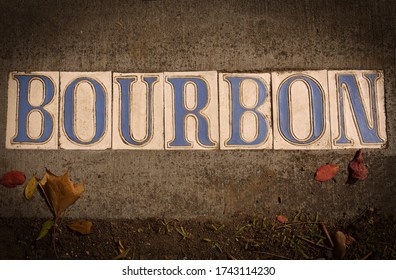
xmin=0 ymin=0 xmax=395 ymax=220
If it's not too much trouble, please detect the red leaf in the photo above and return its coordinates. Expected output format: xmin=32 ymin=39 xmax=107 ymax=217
xmin=314 ymin=164 xmax=339 ymax=182
xmin=348 ymin=149 xmax=368 ymax=180
xmin=276 ymin=215 xmax=288 ymax=223
xmin=0 ymin=171 xmax=26 ymax=188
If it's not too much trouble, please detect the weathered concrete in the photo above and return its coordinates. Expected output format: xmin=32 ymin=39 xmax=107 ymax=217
xmin=0 ymin=0 xmax=395 ymax=220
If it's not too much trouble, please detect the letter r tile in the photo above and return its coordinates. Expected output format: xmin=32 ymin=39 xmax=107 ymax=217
xmin=6 ymin=71 xmax=59 ymax=149
xmin=272 ymin=70 xmax=331 ymax=150
xmin=59 ymin=72 xmax=112 ymax=150
xmin=328 ymin=70 xmax=386 ymax=149
xmin=112 ymin=73 xmax=164 ymax=150
xmin=219 ymin=73 xmax=272 ymax=150
xmin=164 ymin=71 xmax=219 ymax=150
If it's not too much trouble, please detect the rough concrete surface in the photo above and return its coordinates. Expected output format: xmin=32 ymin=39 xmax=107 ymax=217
xmin=0 ymin=0 xmax=395 ymax=220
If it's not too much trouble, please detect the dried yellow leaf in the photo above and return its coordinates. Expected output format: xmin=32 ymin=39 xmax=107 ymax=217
xmin=68 ymin=219 xmax=92 ymax=235
xmin=40 ymin=169 xmax=84 ymax=219
xmin=24 ymin=175 xmax=38 ymax=200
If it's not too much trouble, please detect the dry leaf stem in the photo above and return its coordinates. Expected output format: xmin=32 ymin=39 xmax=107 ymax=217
xmin=321 ymin=223 xmax=334 ymax=247
xmin=253 ymin=251 xmax=292 ymax=260
xmin=361 ymin=252 xmax=372 ymax=260
xmin=296 ymin=235 xmax=333 ymax=250
xmin=52 ymin=222 xmax=59 ymax=258
xmin=276 ymin=221 xmax=322 ymax=229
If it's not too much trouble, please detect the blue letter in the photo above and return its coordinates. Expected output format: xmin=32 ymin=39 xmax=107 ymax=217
xmin=63 ymin=77 xmax=107 ymax=145
xmin=224 ymin=76 xmax=269 ymax=146
xmin=278 ymin=75 xmax=325 ymax=144
xmin=115 ymin=76 xmax=158 ymax=146
xmin=167 ymin=77 xmax=215 ymax=147
xmin=13 ymin=75 xmax=55 ymax=143
xmin=335 ymin=73 xmax=384 ymax=144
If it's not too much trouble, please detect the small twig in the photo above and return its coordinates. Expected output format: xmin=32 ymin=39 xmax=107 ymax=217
xmin=315 ymin=212 xmax=319 ymax=223
xmin=361 ymin=252 xmax=372 ymax=260
xmin=227 ymin=252 xmax=237 ymax=260
xmin=297 ymin=247 xmax=310 ymax=259
xmin=235 ymin=225 xmax=247 ymax=236
xmin=367 ymin=241 xmax=393 ymax=246
xmin=113 ymin=248 xmax=130 ymax=260
xmin=176 ymin=226 xmax=191 ymax=240
xmin=296 ymin=235 xmax=318 ymax=246
xmin=253 ymin=251 xmax=292 ymax=260
xmin=296 ymin=235 xmax=333 ymax=250
xmin=321 ymin=223 xmax=334 ymax=247
xmin=276 ymin=221 xmax=322 ymax=229
xmin=52 ymin=218 xmax=59 ymax=259
xmin=281 ymin=235 xmax=287 ymax=247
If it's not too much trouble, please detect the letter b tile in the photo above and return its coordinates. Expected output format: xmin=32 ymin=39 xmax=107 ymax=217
xmin=219 ymin=73 xmax=272 ymax=149
xmin=6 ymin=71 xmax=59 ymax=149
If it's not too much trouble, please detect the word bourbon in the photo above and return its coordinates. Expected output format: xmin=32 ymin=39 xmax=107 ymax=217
xmin=6 ymin=70 xmax=386 ymax=150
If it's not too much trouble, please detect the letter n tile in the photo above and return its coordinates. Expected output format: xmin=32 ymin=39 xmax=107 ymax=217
xmin=328 ymin=70 xmax=386 ymax=149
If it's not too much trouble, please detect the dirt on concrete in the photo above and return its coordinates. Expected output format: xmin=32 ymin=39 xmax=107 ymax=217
xmin=0 ymin=1 xmax=395 ymax=262
xmin=1 ymin=208 xmax=394 ymax=260
xmin=1 ymin=0 xmax=395 ymax=222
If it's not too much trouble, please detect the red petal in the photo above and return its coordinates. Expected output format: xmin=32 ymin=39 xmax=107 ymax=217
xmin=314 ymin=164 xmax=339 ymax=182
xmin=348 ymin=149 xmax=368 ymax=180
xmin=0 ymin=171 xmax=26 ymax=188
xmin=277 ymin=215 xmax=288 ymax=223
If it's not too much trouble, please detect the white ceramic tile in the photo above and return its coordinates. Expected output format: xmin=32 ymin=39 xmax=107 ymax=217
xmin=59 ymin=72 xmax=112 ymax=150
xmin=328 ymin=70 xmax=386 ymax=149
xmin=112 ymin=73 xmax=164 ymax=150
xmin=6 ymin=72 xmax=59 ymax=149
xmin=219 ymin=73 xmax=272 ymax=149
xmin=164 ymin=71 xmax=219 ymax=149
xmin=272 ymin=70 xmax=331 ymax=150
